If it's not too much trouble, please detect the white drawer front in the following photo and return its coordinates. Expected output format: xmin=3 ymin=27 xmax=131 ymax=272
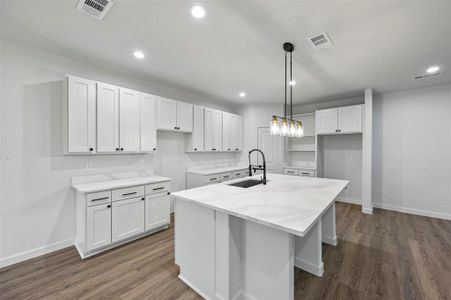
xmin=205 ymin=174 xmax=220 ymax=185
xmin=283 ymin=168 xmax=299 ymax=176
xmin=86 ymin=191 xmax=111 ymax=207
xmin=299 ymin=169 xmax=315 ymax=177
xmin=145 ymin=181 xmax=170 ymax=195
xmin=112 ymin=185 xmax=145 ymax=201
xmin=233 ymin=169 xmax=248 ymax=179
xmin=221 ymin=172 xmax=233 ymax=182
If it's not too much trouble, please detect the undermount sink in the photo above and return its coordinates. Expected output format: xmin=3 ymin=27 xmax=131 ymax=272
xmin=227 ymin=179 xmax=265 ymax=188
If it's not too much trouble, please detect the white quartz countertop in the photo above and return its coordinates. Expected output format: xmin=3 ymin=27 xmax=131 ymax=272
xmin=187 ymin=166 xmax=248 ymax=175
xmin=172 ymin=173 xmax=348 ymax=237
xmin=72 ymin=175 xmax=171 ymax=193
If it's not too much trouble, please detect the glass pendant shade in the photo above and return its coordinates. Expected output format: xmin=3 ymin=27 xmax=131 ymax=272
xmin=270 ymin=116 xmax=280 ymax=135
xmin=280 ymin=119 xmax=288 ymax=136
xmin=289 ymin=120 xmax=297 ymax=137
xmin=297 ymin=122 xmax=304 ymax=137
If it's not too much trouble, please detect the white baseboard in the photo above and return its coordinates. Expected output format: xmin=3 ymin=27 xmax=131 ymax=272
xmin=294 ymin=257 xmax=324 ymax=277
xmin=373 ymin=203 xmax=451 ymax=220
xmin=0 ymin=239 xmax=73 ymax=269
xmin=362 ymin=206 xmax=373 ymax=215
xmin=322 ymin=235 xmax=337 ymax=246
xmin=178 ymin=274 xmax=212 ymax=300
xmin=336 ymin=197 xmax=361 ymax=205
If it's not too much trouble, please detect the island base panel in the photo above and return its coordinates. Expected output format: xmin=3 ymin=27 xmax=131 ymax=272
xmin=322 ymin=203 xmax=337 ymax=246
xmin=175 ymin=199 xmax=299 ymax=300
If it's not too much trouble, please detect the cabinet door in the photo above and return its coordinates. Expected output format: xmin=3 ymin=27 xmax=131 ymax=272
xmin=87 ymin=203 xmax=112 ymax=251
xmin=231 ymin=114 xmax=243 ymax=151
xmin=119 ymin=88 xmax=140 ymax=153
xmin=145 ymin=193 xmax=170 ymax=231
xmin=176 ymin=102 xmax=193 ymax=132
xmin=316 ymin=108 xmax=338 ymax=134
xmin=204 ymin=108 xmax=214 ymax=151
xmin=140 ymin=93 xmax=157 ymax=152
xmin=156 ymin=97 xmax=177 ymax=130
xmin=338 ymin=105 xmax=363 ymax=133
xmin=212 ymin=109 xmax=223 ymax=151
xmin=192 ymin=105 xmax=204 ymax=152
xmin=67 ymin=76 xmax=96 ymax=153
xmin=222 ymin=112 xmax=231 ymax=151
xmin=97 ymin=83 xmax=120 ymax=152
xmin=112 ymin=197 xmax=145 ymax=243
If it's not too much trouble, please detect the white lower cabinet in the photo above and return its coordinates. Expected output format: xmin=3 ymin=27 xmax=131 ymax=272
xmin=87 ymin=203 xmax=112 ymax=251
xmin=75 ymin=179 xmax=171 ymax=258
xmin=112 ymin=197 xmax=145 ymax=243
xmin=186 ymin=168 xmax=248 ymax=188
xmin=145 ymin=192 xmax=171 ymax=231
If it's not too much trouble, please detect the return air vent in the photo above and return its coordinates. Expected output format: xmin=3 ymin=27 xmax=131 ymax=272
xmin=308 ymin=32 xmax=333 ymax=49
xmin=77 ymin=0 xmax=114 ymax=20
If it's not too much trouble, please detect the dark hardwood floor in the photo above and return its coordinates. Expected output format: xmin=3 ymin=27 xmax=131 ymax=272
xmin=1 ymin=202 xmax=450 ymax=300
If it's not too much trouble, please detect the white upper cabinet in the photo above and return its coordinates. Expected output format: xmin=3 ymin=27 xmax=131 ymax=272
xmin=230 ymin=114 xmax=243 ymax=151
xmin=204 ymin=108 xmax=222 ymax=152
xmin=338 ymin=105 xmax=363 ymax=133
xmin=156 ymin=97 xmax=177 ymax=130
xmin=316 ymin=105 xmax=363 ymax=135
xmin=97 ymin=82 xmax=120 ymax=152
xmin=156 ymin=97 xmax=193 ymax=132
xmin=222 ymin=112 xmax=231 ymax=151
xmin=119 ymin=88 xmax=141 ymax=153
xmin=140 ymin=93 xmax=157 ymax=153
xmin=187 ymin=105 xmax=204 ymax=152
xmin=176 ymin=102 xmax=193 ymax=132
xmin=66 ymin=76 xmax=96 ymax=153
xmin=316 ymin=108 xmax=338 ymax=135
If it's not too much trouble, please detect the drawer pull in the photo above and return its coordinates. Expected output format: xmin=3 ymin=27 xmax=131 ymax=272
xmin=301 ymin=172 xmax=310 ymax=175
xmin=152 ymin=187 xmax=165 ymax=191
xmin=122 ymin=192 xmax=137 ymax=196
xmin=91 ymin=197 xmax=109 ymax=202
xmin=223 ymin=175 xmax=230 ymax=178
xmin=210 ymin=178 xmax=218 ymax=181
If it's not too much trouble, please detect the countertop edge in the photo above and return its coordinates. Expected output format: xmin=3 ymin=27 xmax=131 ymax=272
xmin=72 ymin=176 xmax=171 ymax=193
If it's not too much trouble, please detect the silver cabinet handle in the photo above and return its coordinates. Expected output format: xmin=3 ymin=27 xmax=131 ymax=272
xmin=92 ymin=197 xmax=109 ymax=202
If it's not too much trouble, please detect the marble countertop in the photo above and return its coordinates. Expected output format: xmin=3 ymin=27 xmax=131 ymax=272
xmin=72 ymin=175 xmax=171 ymax=193
xmin=187 ymin=166 xmax=248 ymax=175
xmin=172 ymin=173 xmax=348 ymax=237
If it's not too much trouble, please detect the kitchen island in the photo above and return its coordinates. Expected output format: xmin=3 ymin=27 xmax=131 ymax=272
xmin=172 ymin=173 xmax=348 ymax=300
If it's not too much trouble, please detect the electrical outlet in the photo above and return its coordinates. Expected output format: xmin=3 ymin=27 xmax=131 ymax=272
xmin=86 ymin=162 xmax=93 ymax=170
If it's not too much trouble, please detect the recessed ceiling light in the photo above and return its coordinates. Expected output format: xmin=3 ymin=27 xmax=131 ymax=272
xmin=191 ymin=5 xmax=205 ymax=18
xmin=239 ymin=92 xmax=246 ymax=98
xmin=133 ymin=51 xmax=145 ymax=59
xmin=426 ymin=66 xmax=440 ymax=74
xmin=289 ymin=80 xmax=296 ymax=86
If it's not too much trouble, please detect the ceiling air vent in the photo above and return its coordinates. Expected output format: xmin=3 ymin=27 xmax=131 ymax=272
xmin=77 ymin=0 xmax=114 ymax=20
xmin=414 ymin=73 xmax=441 ymax=80
xmin=308 ymin=32 xmax=333 ymax=49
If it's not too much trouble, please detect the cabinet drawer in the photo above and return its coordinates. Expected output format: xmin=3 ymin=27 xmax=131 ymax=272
xmin=283 ymin=168 xmax=299 ymax=176
xmin=299 ymin=169 xmax=315 ymax=177
xmin=205 ymin=174 xmax=220 ymax=185
xmin=221 ymin=172 xmax=233 ymax=182
xmin=112 ymin=185 xmax=145 ymax=201
xmin=145 ymin=181 xmax=170 ymax=195
xmin=87 ymin=191 xmax=111 ymax=207
xmin=233 ymin=169 xmax=248 ymax=179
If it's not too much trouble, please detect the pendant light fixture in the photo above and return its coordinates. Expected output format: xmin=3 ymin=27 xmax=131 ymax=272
xmin=270 ymin=42 xmax=304 ymax=138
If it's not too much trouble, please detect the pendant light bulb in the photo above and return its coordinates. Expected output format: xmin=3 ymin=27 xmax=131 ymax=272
xmin=270 ymin=116 xmax=280 ymax=135
xmin=289 ymin=120 xmax=296 ymax=137
xmin=281 ymin=119 xmax=288 ymax=136
xmin=297 ymin=122 xmax=304 ymax=137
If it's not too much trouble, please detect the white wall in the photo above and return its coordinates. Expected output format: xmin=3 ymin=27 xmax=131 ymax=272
xmin=373 ymin=84 xmax=451 ymax=219
xmin=0 ymin=39 xmax=240 ymax=263
xmin=318 ymin=134 xmax=363 ymax=203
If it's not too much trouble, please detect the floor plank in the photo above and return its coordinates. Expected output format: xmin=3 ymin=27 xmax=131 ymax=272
xmin=1 ymin=203 xmax=450 ymax=300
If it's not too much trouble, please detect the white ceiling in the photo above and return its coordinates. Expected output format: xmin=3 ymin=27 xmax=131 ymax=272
xmin=1 ymin=0 xmax=450 ymax=105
